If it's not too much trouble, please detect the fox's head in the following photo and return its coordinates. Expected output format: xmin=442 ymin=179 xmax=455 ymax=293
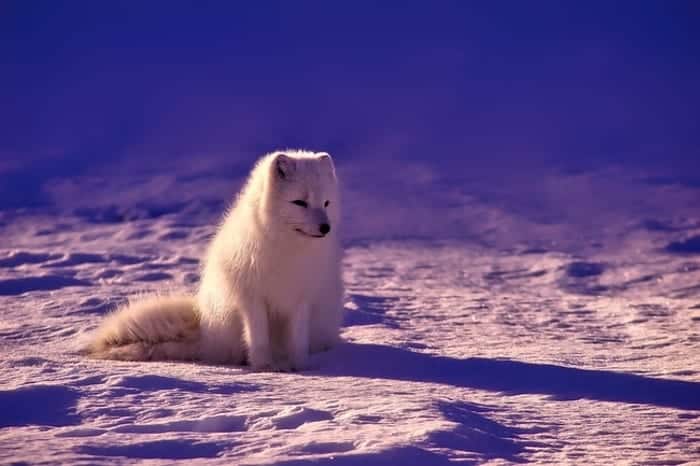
xmin=264 ymin=151 xmax=340 ymax=240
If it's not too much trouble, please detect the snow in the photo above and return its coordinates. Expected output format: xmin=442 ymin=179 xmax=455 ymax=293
xmin=1 ymin=156 xmax=699 ymax=464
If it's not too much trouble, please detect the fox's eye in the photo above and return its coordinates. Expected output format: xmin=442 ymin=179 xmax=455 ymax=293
xmin=292 ymin=200 xmax=308 ymax=208
xmin=324 ymin=200 xmax=330 ymax=208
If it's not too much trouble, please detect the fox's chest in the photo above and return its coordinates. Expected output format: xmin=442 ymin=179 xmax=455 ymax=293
xmin=259 ymin=250 xmax=327 ymax=310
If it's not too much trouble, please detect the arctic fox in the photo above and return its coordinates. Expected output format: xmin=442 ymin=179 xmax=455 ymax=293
xmin=86 ymin=150 xmax=344 ymax=371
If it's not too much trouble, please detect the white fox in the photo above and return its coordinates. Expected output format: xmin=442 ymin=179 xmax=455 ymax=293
xmin=86 ymin=150 xmax=344 ymax=371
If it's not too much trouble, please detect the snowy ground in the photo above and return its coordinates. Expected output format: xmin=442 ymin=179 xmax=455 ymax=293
xmin=1 ymin=157 xmax=699 ymax=465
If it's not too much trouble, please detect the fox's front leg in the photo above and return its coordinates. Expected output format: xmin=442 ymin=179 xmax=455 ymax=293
xmin=240 ymin=299 xmax=272 ymax=371
xmin=287 ymin=303 xmax=311 ymax=371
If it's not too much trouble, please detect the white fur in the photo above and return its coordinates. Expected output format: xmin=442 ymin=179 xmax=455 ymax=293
xmin=85 ymin=150 xmax=344 ymax=371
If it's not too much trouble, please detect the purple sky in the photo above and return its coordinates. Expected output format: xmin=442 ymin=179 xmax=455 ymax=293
xmin=1 ymin=1 xmax=698 ymax=190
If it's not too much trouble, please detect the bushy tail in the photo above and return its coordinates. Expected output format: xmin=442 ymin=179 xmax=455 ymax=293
xmin=84 ymin=294 xmax=201 ymax=361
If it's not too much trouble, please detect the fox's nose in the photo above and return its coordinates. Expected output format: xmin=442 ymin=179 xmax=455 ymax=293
xmin=319 ymin=223 xmax=331 ymax=235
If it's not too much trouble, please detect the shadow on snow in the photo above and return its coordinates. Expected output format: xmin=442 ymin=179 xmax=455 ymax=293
xmin=316 ymin=343 xmax=700 ymax=412
xmin=0 ymin=385 xmax=81 ymax=428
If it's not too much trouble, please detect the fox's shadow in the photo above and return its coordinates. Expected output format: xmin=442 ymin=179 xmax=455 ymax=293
xmin=314 ymin=342 xmax=700 ymax=411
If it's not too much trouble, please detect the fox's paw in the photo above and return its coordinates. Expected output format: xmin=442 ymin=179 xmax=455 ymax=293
xmin=275 ymin=357 xmax=309 ymax=372
xmin=272 ymin=359 xmax=296 ymax=373
xmin=248 ymin=345 xmax=273 ymax=371
xmin=248 ymin=357 xmax=298 ymax=373
xmin=248 ymin=361 xmax=272 ymax=372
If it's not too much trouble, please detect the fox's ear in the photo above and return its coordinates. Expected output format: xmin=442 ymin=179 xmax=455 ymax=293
xmin=273 ymin=153 xmax=296 ymax=180
xmin=317 ymin=152 xmax=336 ymax=177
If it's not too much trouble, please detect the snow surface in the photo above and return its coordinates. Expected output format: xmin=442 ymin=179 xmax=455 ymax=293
xmin=1 ymin=156 xmax=699 ymax=465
